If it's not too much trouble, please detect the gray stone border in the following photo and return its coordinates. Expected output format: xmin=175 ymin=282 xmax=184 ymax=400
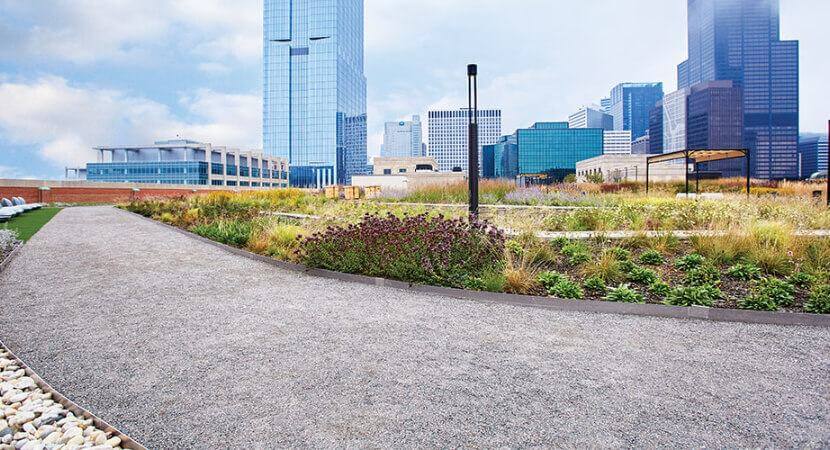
xmin=0 ymin=242 xmax=24 ymax=275
xmin=0 ymin=339 xmax=146 ymax=450
xmin=119 ymin=207 xmax=830 ymax=328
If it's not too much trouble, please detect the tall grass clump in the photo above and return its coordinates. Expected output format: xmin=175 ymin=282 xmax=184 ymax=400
xmin=191 ymin=220 xmax=254 ymax=247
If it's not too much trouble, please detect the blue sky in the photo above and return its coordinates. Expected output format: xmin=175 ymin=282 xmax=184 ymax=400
xmin=0 ymin=0 xmax=827 ymax=179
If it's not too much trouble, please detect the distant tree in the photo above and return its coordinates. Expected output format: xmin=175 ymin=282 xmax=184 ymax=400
xmin=586 ymin=172 xmax=604 ymax=184
xmin=563 ymin=173 xmax=577 ymax=184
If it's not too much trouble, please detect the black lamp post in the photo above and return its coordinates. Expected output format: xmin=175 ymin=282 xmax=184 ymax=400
xmin=467 ymin=64 xmax=479 ymax=216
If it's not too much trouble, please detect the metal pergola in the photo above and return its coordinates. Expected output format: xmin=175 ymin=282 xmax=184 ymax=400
xmin=646 ymin=148 xmax=751 ymax=196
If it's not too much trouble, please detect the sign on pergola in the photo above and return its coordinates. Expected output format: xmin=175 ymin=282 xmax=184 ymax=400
xmin=646 ymin=148 xmax=750 ymax=196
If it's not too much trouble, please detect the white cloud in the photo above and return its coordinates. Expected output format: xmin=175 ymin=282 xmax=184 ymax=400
xmin=0 ymin=0 xmax=262 ymax=64
xmin=0 ymin=76 xmax=261 ymax=169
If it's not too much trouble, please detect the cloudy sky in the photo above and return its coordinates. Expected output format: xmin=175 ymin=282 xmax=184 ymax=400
xmin=0 ymin=0 xmax=827 ymax=179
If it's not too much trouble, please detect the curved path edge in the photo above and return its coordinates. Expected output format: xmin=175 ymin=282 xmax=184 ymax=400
xmin=0 ymin=339 xmax=146 ymax=450
xmin=121 ymin=207 xmax=830 ymax=328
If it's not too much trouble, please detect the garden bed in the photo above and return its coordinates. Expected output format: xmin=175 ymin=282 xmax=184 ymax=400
xmin=120 ymin=188 xmax=830 ymax=317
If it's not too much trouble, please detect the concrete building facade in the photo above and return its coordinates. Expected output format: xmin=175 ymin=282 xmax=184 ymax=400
xmin=576 ymin=154 xmax=686 ymax=183
xmin=381 ymin=116 xmax=425 ymax=158
xmin=603 ymin=131 xmax=633 ymax=155
xmin=569 ymin=106 xmax=614 ymax=131
xmin=89 ymin=139 xmax=289 ymax=188
xmin=427 ymin=109 xmax=502 ymax=173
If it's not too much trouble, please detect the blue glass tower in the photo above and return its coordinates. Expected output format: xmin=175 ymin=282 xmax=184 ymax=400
xmin=264 ymin=0 xmax=368 ymax=187
xmin=609 ymin=83 xmax=664 ymax=140
xmin=678 ymin=0 xmax=798 ymax=180
xmin=513 ymin=123 xmax=604 ymax=181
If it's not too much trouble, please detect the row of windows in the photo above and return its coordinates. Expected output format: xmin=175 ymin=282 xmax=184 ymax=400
xmin=213 ymin=180 xmax=290 ymax=188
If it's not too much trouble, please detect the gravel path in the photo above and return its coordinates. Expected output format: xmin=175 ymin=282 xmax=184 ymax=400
xmin=1 ymin=206 xmax=828 ymax=448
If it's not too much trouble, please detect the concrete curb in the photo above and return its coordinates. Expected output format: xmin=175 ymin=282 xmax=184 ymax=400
xmin=0 ymin=339 xmax=146 ymax=450
xmin=119 ymin=207 xmax=830 ymax=328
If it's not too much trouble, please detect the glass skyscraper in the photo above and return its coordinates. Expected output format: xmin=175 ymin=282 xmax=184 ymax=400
xmin=798 ymin=135 xmax=828 ymax=179
xmin=513 ymin=123 xmax=604 ymax=181
xmin=609 ymin=83 xmax=664 ymax=140
xmin=264 ymin=0 xmax=368 ymax=188
xmin=678 ymin=0 xmax=798 ymax=180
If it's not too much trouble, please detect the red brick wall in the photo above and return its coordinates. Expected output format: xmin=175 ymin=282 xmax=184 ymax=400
xmin=0 ymin=186 xmax=231 ymax=204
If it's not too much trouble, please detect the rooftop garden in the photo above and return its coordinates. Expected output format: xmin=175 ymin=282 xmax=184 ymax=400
xmin=121 ymin=180 xmax=830 ymax=316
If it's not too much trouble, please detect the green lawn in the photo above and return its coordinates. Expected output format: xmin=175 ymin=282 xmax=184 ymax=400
xmin=1 ymin=208 xmax=62 ymax=241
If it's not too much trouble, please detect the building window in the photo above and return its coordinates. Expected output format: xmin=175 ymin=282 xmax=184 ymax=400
xmin=383 ymin=169 xmax=392 ymax=175
xmin=399 ymin=168 xmax=407 ymax=173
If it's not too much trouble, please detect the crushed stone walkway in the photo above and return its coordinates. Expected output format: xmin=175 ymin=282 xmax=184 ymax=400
xmin=0 ymin=206 xmax=828 ymax=448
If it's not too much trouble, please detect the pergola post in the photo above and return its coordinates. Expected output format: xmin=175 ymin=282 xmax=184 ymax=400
xmin=645 ymin=158 xmax=650 ymax=194
xmin=684 ymin=150 xmax=690 ymax=197
xmin=745 ymin=148 xmax=751 ymax=198
xmin=695 ymin=161 xmax=700 ymax=193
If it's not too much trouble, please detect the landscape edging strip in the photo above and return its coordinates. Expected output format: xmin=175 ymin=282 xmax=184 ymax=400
xmin=0 ymin=339 xmax=147 ymax=450
xmin=119 ymin=207 xmax=830 ymax=328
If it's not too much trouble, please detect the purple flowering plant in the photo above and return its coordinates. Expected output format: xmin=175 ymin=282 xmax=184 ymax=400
xmin=300 ymin=213 xmax=506 ymax=287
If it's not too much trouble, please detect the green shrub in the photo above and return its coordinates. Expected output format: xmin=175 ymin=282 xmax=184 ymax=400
xmin=805 ymin=285 xmax=830 ymax=314
xmin=550 ymin=237 xmax=569 ymax=249
xmin=561 ymin=242 xmax=591 ymax=266
xmin=627 ymin=266 xmax=658 ymax=285
xmin=618 ymin=260 xmax=637 ymax=274
xmin=538 ymin=271 xmax=567 ymax=290
xmin=753 ymin=278 xmax=796 ymax=308
xmin=538 ymin=271 xmax=584 ymax=299
xmin=481 ymin=271 xmax=507 ymax=293
xmin=739 ymin=294 xmax=779 ymax=312
xmin=684 ymin=264 xmax=721 ymax=287
xmin=583 ymin=276 xmax=607 ymax=294
xmin=191 ymin=220 xmax=253 ymax=247
xmin=649 ymin=279 xmax=672 ymax=297
xmin=675 ymin=253 xmax=706 ymax=271
xmin=548 ymin=279 xmax=585 ymax=300
xmin=604 ymin=284 xmax=645 ymax=304
xmin=788 ymin=272 xmax=817 ymax=289
xmin=611 ymin=247 xmax=631 ymax=261
xmin=726 ymin=263 xmax=763 ymax=281
xmin=464 ymin=277 xmax=486 ymax=291
xmin=639 ymin=249 xmax=665 ymax=266
xmin=664 ymin=285 xmax=721 ymax=307
xmin=505 ymin=240 xmax=524 ymax=258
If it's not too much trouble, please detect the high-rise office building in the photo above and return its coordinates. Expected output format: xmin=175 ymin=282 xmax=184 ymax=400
xmin=499 ymin=123 xmax=603 ymax=181
xmin=600 ymin=98 xmax=612 ymax=115
xmin=603 ymin=131 xmax=632 ymax=155
xmin=678 ymin=0 xmax=798 ymax=179
xmin=381 ymin=116 xmax=424 ymax=158
xmin=687 ymin=81 xmax=745 ymax=176
xmin=663 ymin=88 xmax=691 ymax=153
xmin=427 ymin=109 xmax=502 ymax=173
xmin=648 ymin=101 xmax=664 ymax=154
xmin=488 ymin=134 xmax=519 ymax=180
xmin=798 ymin=135 xmax=828 ymax=179
xmin=263 ymin=0 xmax=368 ymax=188
xmin=569 ymin=106 xmax=614 ymax=131
xmin=609 ymin=82 xmax=664 ymax=140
